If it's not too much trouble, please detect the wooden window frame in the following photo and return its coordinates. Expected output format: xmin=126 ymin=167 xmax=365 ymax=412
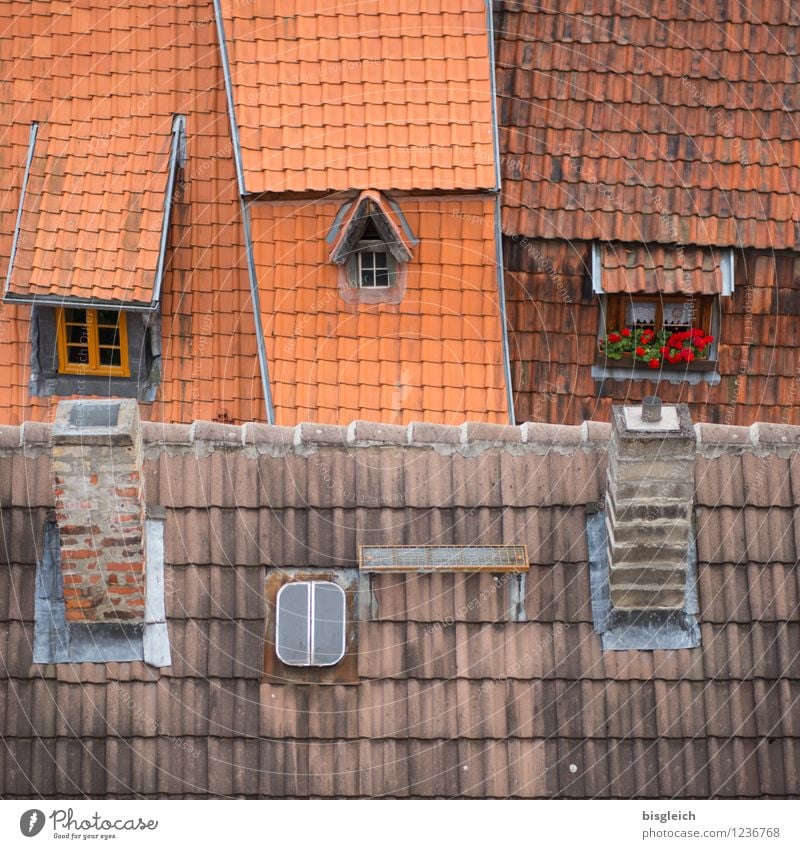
xmin=56 ymin=308 xmax=130 ymax=378
xmin=599 ymin=293 xmax=717 ymax=370
xmin=346 ymin=240 xmax=398 ymax=289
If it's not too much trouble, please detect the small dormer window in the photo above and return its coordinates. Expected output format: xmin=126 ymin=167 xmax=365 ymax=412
xmin=350 ymin=220 xmax=396 ymax=288
xmin=328 ymin=190 xmax=415 ymax=303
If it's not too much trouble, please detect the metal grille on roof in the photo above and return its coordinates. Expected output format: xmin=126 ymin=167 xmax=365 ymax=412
xmin=359 ymin=545 xmax=529 ymax=573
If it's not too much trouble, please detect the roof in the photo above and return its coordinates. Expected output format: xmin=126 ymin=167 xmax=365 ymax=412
xmin=4 ymin=119 xmax=179 ymax=307
xmin=251 ymin=196 xmax=509 ymax=425
xmin=1 ymin=417 xmax=799 ymax=797
xmin=0 ymin=1 xmax=264 ymax=426
xmin=216 ymin=0 xmax=497 ymax=193
xmin=496 ymin=0 xmax=800 ymax=249
xmin=601 ymin=243 xmax=724 ymax=294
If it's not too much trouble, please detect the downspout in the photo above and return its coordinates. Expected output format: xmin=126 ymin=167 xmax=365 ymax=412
xmin=486 ymin=1 xmax=515 ymax=424
xmin=212 ymin=0 xmax=275 ymax=423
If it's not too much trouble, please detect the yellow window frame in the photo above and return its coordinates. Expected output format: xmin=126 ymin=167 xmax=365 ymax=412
xmin=56 ymin=308 xmax=130 ymax=378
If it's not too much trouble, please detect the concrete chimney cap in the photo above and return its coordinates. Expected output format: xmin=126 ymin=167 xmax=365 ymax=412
xmin=51 ymin=398 xmax=140 ymax=446
xmin=612 ymin=403 xmax=695 ymax=443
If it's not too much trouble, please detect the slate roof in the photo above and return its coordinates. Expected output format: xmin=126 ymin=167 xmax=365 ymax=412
xmin=1 ymin=418 xmax=799 ymax=798
xmin=496 ymin=0 xmax=800 ymax=249
xmin=217 ymin=0 xmax=497 ymax=193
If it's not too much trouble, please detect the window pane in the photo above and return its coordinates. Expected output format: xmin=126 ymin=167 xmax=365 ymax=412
xmin=67 ymin=324 xmax=89 ymax=345
xmin=66 ymin=346 xmax=89 ymax=365
xmin=98 ymin=347 xmax=121 ymax=366
xmin=97 ymin=310 xmax=120 ymax=327
xmin=375 ymin=268 xmax=390 ymax=287
xmin=361 ymin=269 xmax=376 ymax=287
xmin=373 ymin=252 xmax=388 ymax=268
xmin=663 ymin=301 xmax=694 ymax=328
xmin=98 ymin=326 xmax=120 ymax=346
xmin=276 ymin=583 xmax=310 ymax=665
xmin=625 ymin=301 xmax=656 ymax=329
xmin=312 ymin=582 xmax=346 ymax=666
xmin=65 ymin=308 xmax=86 ymax=324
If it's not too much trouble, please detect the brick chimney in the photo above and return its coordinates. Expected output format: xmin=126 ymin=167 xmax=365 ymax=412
xmin=605 ymin=402 xmax=695 ymax=610
xmin=51 ymin=399 xmax=146 ymax=623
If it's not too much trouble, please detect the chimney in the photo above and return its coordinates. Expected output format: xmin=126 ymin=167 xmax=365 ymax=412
xmin=605 ymin=400 xmax=695 ymax=610
xmin=51 ymin=399 xmax=146 ymax=623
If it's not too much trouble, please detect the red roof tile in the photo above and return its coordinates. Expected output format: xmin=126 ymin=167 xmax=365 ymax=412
xmin=251 ymin=195 xmax=508 ymax=425
xmin=218 ymin=0 xmax=497 ymax=193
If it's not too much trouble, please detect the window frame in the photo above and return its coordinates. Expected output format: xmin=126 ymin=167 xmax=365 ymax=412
xmin=275 ymin=580 xmax=346 ymax=668
xmin=598 ymin=293 xmax=718 ymax=370
xmin=56 ymin=307 xmax=131 ymax=378
xmin=347 ymin=240 xmax=398 ymax=289
xmin=263 ymin=569 xmax=359 ymax=685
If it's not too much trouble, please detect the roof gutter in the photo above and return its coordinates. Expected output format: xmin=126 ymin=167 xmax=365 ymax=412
xmin=212 ymin=0 xmax=275 ymax=423
xmin=4 ymin=122 xmax=39 ymax=298
xmin=152 ymin=114 xmax=186 ymax=306
xmin=486 ymin=1 xmax=515 ymax=423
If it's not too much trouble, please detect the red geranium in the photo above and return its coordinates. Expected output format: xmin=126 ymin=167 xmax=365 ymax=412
xmin=608 ymin=333 xmax=621 ymax=343
xmin=635 ymin=346 xmax=646 ymax=356
xmin=621 ymin=328 xmax=631 ymax=337
xmin=648 ymin=358 xmax=660 ymax=368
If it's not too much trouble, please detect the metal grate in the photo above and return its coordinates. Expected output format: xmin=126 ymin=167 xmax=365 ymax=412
xmin=359 ymin=545 xmax=529 ymax=573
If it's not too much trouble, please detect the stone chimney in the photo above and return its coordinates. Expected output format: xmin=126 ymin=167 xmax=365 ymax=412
xmin=605 ymin=401 xmax=696 ymax=610
xmin=51 ymin=399 xmax=146 ymax=623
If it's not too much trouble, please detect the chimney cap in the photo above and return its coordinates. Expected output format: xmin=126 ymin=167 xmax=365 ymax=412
xmin=52 ymin=398 xmax=140 ymax=446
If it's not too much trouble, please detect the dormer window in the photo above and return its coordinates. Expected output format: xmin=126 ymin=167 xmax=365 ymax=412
xmin=350 ymin=220 xmax=395 ymax=288
xmin=328 ymin=190 xmax=416 ymax=304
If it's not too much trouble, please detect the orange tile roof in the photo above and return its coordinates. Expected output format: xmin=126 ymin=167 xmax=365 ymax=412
xmin=0 ymin=1 xmax=263 ymax=426
xmin=496 ymin=0 xmax=800 ymax=249
xmin=601 ymin=244 xmax=724 ymax=295
xmin=5 ymin=119 xmax=177 ymax=306
xmin=217 ymin=0 xmax=497 ymax=193
xmin=251 ymin=196 xmax=508 ymax=425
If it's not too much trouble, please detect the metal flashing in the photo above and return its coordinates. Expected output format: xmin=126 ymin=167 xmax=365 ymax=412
xmin=3 ymin=122 xmax=39 ymax=298
xmin=493 ymin=194 xmax=516 ymax=425
xmin=586 ymin=511 xmax=701 ymax=650
xmin=242 ymin=199 xmax=275 ymax=423
xmin=33 ymin=520 xmax=172 ymax=667
xmin=212 ymin=0 xmax=246 ymax=196
xmin=152 ymin=114 xmax=185 ymax=306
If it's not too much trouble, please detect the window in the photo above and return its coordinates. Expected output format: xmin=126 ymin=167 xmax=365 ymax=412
xmin=56 ymin=308 xmax=130 ymax=377
xmin=276 ymin=581 xmax=346 ymax=667
xmin=599 ymin=294 xmax=716 ymax=368
xmin=347 ymin=220 xmax=397 ymax=289
xmin=358 ymin=249 xmax=391 ymax=287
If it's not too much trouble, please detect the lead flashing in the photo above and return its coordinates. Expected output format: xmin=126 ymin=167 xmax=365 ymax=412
xmin=587 ymin=510 xmax=700 ymax=651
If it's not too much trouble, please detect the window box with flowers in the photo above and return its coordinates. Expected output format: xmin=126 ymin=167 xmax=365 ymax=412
xmin=593 ymin=294 xmax=720 ymax=385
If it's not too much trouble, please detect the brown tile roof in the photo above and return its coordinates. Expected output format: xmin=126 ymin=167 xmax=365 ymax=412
xmin=602 ymin=244 xmax=723 ymax=295
xmin=217 ymin=0 xmax=497 ymax=193
xmin=496 ymin=1 xmax=800 ymax=249
xmin=2 ymin=418 xmax=800 ymax=797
